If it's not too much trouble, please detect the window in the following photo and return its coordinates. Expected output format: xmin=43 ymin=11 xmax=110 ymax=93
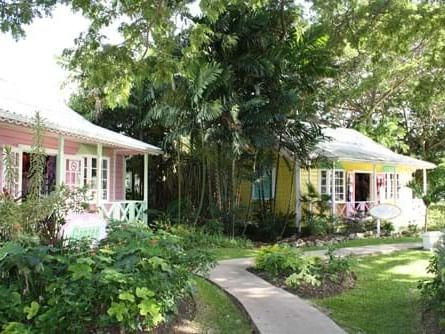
xmin=252 ymin=168 xmax=275 ymax=200
xmin=83 ymin=157 xmax=109 ymax=201
xmin=2 ymin=147 xmax=21 ymax=198
xmin=320 ymin=169 xmax=345 ymax=202
xmin=65 ymin=158 xmax=82 ymax=190
xmin=385 ymin=173 xmax=400 ymax=200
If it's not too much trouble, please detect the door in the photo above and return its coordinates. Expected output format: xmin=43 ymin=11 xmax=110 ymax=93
xmin=354 ymin=173 xmax=370 ymax=202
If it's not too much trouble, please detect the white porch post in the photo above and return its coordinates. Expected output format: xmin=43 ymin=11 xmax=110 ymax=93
xmin=96 ymin=144 xmax=103 ymax=207
xmin=112 ymin=149 xmax=117 ymax=201
xmin=372 ymin=164 xmax=377 ymax=204
xmin=331 ymin=162 xmax=336 ymax=215
xmin=294 ymin=160 xmax=301 ymax=233
xmin=56 ymin=135 xmax=65 ymax=187
xmin=143 ymin=153 xmax=149 ymax=224
xmin=423 ymin=169 xmax=428 ymax=195
xmin=372 ymin=164 xmax=380 ymax=237
xmin=393 ymin=171 xmax=397 ymax=204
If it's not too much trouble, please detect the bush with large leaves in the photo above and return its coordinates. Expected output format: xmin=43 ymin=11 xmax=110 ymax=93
xmin=0 ymin=221 xmax=213 ymax=333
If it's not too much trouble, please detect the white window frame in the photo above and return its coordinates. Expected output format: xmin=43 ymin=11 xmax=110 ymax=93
xmin=64 ymin=155 xmax=83 ymax=191
xmin=2 ymin=146 xmax=22 ymax=198
xmin=81 ymin=155 xmax=110 ymax=202
xmin=319 ymin=169 xmax=346 ymax=202
xmin=384 ymin=173 xmax=400 ymax=200
xmin=251 ymin=167 xmax=276 ymax=200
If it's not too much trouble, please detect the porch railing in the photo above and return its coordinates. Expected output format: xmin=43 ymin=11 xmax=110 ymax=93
xmin=337 ymin=201 xmax=376 ymax=218
xmin=98 ymin=201 xmax=147 ymax=222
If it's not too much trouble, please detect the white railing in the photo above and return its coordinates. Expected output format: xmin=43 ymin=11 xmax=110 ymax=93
xmin=337 ymin=201 xmax=376 ymax=218
xmin=98 ymin=201 xmax=147 ymax=222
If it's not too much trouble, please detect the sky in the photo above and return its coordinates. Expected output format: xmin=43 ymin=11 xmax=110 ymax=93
xmin=0 ymin=3 xmax=200 ymax=102
xmin=0 ymin=6 xmax=90 ymax=101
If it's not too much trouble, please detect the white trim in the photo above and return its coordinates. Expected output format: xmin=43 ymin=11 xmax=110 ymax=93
xmin=2 ymin=146 xmax=22 ymax=198
xmin=319 ymin=168 xmax=346 ymax=203
xmin=18 ymin=144 xmax=58 ymax=155
xmin=112 ymin=149 xmax=117 ymax=202
xmin=56 ymin=136 xmax=65 ymax=186
xmin=123 ymin=156 xmax=127 ymax=200
xmin=96 ymin=144 xmax=103 ymax=206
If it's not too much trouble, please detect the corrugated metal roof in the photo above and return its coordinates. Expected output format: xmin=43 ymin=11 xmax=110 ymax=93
xmin=316 ymin=128 xmax=436 ymax=169
xmin=0 ymin=79 xmax=162 ymax=155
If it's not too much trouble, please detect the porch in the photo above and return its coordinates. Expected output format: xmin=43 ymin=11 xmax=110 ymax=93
xmin=98 ymin=200 xmax=147 ymax=222
xmin=335 ymin=200 xmax=376 ymax=219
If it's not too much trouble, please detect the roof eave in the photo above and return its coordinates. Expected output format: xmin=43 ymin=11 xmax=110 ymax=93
xmin=0 ymin=110 xmax=163 ymax=156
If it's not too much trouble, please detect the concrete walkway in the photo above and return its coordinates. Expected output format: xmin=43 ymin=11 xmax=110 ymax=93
xmin=208 ymin=242 xmax=421 ymax=334
xmin=209 ymin=257 xmax=345 ymax=334
xmin=304 ymin=242 xmax=421 ymax=258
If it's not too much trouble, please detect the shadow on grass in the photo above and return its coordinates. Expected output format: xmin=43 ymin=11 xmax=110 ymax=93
xmin=315 ymin=250 xmax=432 ymax=334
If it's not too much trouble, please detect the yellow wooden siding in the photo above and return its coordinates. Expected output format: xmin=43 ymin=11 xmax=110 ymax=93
xmin=239 ymin=156 xmax=417 ymax=214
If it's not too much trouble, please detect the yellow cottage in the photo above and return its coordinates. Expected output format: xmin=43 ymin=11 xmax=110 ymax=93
xmin=240 ymin=128 xmax=436 ymax=231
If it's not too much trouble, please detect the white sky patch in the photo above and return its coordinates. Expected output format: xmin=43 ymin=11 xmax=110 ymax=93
xmin=0 ymin=6 xmax=89 ymax=101
xmin=0 ymin=3 xmax=201 ymax=102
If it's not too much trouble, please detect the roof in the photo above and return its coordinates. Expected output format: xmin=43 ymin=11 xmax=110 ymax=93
xmin=0 ymin=79 xmax=162 ymax=155
xmin=316 ymin=128 xmax=436 ymax=169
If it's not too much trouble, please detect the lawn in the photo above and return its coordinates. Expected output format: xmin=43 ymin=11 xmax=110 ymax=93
xmin=208 ymin=247 xmax=259 ymax=260
xmin=172 ymin=277 xmax=253 ymax=334
xmin=207 ymin=236 xmax=421 ymax=260
xmin=315 ymin=250 xmax=432 ymax=334
xmin=304 ymin=236 xmax=421 ymax=251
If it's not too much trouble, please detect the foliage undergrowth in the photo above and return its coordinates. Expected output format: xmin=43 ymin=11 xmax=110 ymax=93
xmin=419 ymin=236 xmax=445 ymax=330
xmin=0 ymin=221 xmax=214 ymax=333
xmin=255 ymin=244 xmax=353 ymax=292
xmin=169 ymin=224 xmax=254 ymax=250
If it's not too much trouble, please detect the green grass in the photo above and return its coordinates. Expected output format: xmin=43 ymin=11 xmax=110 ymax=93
xmin=304 ymin=236 xmax=421 ymax=251
xmin=206 ymin=236 xmax=421 ymax=260
xmin=208 ymin=247 xmax=259 ymax=260
xmin=315 ymin=250 xmax=432 ymax=334
xmin=189 ymin=277 xmax=253 ymax=334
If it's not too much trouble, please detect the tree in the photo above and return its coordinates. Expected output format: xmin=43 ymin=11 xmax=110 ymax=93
xmin=0 ymin=0 xmax=58 ymax=39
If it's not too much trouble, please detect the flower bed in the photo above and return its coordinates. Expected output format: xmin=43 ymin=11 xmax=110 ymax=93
xmin=251 ymin=244 xmax=356 ymax=299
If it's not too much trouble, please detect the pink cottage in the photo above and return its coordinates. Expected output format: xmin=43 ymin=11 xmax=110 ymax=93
xmin=0 ymin=80 xmax=162 ymax=222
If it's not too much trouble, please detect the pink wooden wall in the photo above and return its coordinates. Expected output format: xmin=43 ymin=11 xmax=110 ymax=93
xmin=114 ymin=154 xmax=125 ymax=200
xmin=0 ymin=123 xmax=126 ymax=200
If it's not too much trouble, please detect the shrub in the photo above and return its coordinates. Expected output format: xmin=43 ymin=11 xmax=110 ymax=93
xmin=202 ymin=219 xmax=224 ymax=235
xmin=171 ymin=224 xmax=253 ymax=250
xmin=245 ymin=212 xmax=294 ymax=242
xmin=0 ymin=186 xmax=88 ymax=245
xmin=304 ymin=215 xmax=335 ymax=236
xmin=325 ymin=246 xmax=353 ymax=278
xmin=419 ymin=236 xmax=445 ymax=328
xmin=285 ymin=257 xmax=322 ymax=288
xmin=256 ymin=245 xmax=353 ymax=291
xmin=0 ymin=221 xmax=213 ymax=333
xmin=255 ymin=244 xmax=304 ymax=276
xmin=381 ymin=221 xmax=395 ymax=236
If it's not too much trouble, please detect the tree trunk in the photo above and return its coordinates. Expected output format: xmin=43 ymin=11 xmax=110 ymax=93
xmin=243 ymin=154 xmax=257 ymax=236
xmin=272 ymin=152 xmax=281 ymax=225
xmin=177 ymin=142 xmax=181 ymax=224
xmin=231 ymin=158 xmax=236 ymax=238
xmin=193 ymin=139 xmax=207 ymax=226
xmin=281 ymin=157 xmax=296 ymax=238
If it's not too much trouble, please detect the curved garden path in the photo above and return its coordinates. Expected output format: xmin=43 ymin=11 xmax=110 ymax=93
xmin=209 ymin=257 xmax=345 ymax=334
xmin=208 ymin=242 xmax=421 ymax=334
